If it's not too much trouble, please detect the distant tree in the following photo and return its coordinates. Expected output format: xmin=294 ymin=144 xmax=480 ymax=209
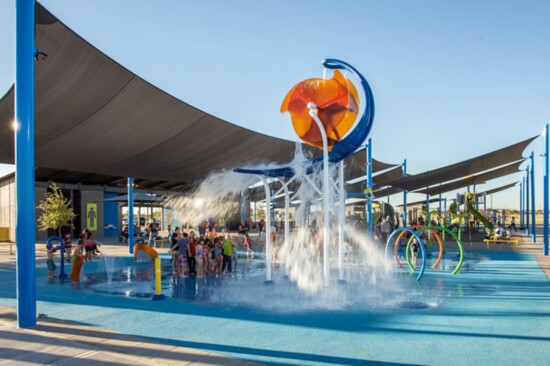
xmin=37 ymin=182 xmax=76 ymax=237
xmin=256 ymin=207 xmax=266 ymax=220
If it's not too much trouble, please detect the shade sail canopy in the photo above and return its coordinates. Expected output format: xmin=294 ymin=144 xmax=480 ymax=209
xmin=0 ymin=3 xmax=397 ymax=192
xmin=414 ymin=159 xmax=525 ymax=196
xmin=100 ymin=192 xmax=163 ymax=203
xmin=385 ymin=137 xmax=537 ymax=192
xmin=372 ymin=185 xmax=404 ymax=198
xmin=395 ymin=197 xmax=442 ymax=208
xmin=484 ymin=182 xmax=519 ymax=196
xmin=0 ymin=3 xmax=322 ymax=186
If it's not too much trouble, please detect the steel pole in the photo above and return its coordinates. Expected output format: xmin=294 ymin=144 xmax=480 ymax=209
xmin=240 ymin=190 xmax=246 ymax=222
xmin=367 ymin=138 xmax=373 ymax=239
xmin=259 ymin=176 xmax=273 ymax=283
xmin=338 ymin=161 xmax=345 ymax=282
xmin=526 ymin=167 xmax=530 ymax=235
xmin=128 ymin=178 xmax=134 ymax=254
xmin=531 ymin=151 xmax=536 ymax=243
xmin=15 ymin=0 xmax=36 ymax=328
xmin=309 ymin=104 xmax=330 ymax=287
xmin=520 ymin=181 xmax=523 ymax=229
xmin=426 ymin=194 xmax=430 ymax=226
xmin=403 ymin=159 xmax=407 ymax=227
xmin=545 ymin=124 xmax=549 ymax=255
xmin=276 ymin=178 xmax=290 ymax=277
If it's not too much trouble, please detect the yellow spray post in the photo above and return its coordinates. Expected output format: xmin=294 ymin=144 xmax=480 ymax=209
xmin=151 ymin=257 xmax=166 ymax=301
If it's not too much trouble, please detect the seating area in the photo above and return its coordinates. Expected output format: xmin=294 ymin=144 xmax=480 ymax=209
xmin=483 ymin=236 xmax=520 ymax=249
xmin=0 ymin=243 xmax=14 ymax=255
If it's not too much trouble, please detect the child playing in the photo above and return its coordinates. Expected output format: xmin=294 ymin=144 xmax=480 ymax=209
xmin=46 ymin=243 xmax=57 ymax=278
xmin=178 ymin=232 xmax=189 ymax=276
xmin=411 ymin=238 xmax=420 ymax=268
xmin=63 ymin=234 xmax=72 ymax=263
xmin=70 ymin=240 xmax=85 ymax=282
xmin=243 ymin=233 xmax=254 ymax=260
xmin=171 ymin=230 xmax=180 ymax=274
xmin=84 ymin=233 xmax=95 ymax=262
xmin=196 ymin=241 xmax=204 ymax=277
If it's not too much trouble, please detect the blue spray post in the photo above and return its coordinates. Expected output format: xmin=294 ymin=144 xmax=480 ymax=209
xmin=128 ymin=178 xmax=134 ymax=254
xmin=15 ymin=0 xmax=36 ymax=328
xmin=47 ymin=236 xmax=67 ymax=280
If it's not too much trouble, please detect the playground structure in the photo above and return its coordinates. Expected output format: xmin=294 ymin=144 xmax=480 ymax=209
xmin=234 ymin=58 xmax=375 ymax=288
xmin=461 ymin=192 xmax=494 ymax=236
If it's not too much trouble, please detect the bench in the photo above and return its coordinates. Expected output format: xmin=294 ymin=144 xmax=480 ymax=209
xmin=483 ymin=237 xmax=519 ymax=250
xmin=0 ymin=243 xmax=15 ymax=255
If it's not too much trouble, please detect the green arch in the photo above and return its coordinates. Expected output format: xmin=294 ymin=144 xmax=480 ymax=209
xmin=405 ymin=226 xmax=464 ymax=274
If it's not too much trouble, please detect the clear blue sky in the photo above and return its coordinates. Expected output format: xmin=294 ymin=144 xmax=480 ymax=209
xmin=1 ymin=0 xmax=549 ymax=210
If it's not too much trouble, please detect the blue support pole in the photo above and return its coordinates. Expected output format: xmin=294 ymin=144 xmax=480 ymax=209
xmin=526 ymin=167 xmax=530 ymax=235
xmin=403 ymin=159 xmax=407 ymax=227
xmin=438 ymin=193 xmax=442 ymax=216
xmin=128 ymin=178 xmax=134 ymax=254
xmin=426 ymin=194 xmax=430 ymax=225
xmin=367 ymin=139 xmax=373 ymax=238
xmin=483 ymin=193 xmax=489 ymax=218
xmin=473 ymin=184 xmax=478 ymax=212
xmin=520 ymin=180 xmax=524 ymax=229
xmin=240 ymin=190 xmax=246 ymax=221
xmin=531 ymin=151 xmax=536 ymax=243
xmin=544 ymin=124 xmax=549 ymax=255
xmin=15 ymin=0 xmax=36 ymax=329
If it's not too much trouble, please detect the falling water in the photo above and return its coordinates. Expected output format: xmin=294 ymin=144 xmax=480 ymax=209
xmin=102 ymin=256 xmax=116 ymax=284
xmin=163 ymin=143 xmax=405 ymax=300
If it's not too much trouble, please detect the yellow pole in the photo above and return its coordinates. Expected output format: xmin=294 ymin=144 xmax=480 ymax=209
xmin=152 ymin=257 xmax=165 ymax=300
xmin=155 ymin=257 xmax=161 ymax=295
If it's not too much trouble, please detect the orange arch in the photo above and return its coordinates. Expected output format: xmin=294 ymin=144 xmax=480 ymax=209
xmin=393 ymin=228 xmax=444 ymax=269
xmin=133 ymin=243 xmax=158 ymax=262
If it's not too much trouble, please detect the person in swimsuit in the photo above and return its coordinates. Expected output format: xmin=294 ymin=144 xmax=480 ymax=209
xmin=411 ymin=238 xmax=420 ymax=268
xmin=70 ymin=240 xmax=85 ymax=282
xmin=84 ymin=232 xmax=95 ymax=262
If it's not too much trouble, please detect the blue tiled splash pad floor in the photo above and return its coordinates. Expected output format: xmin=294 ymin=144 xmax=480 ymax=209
xmin=1 ymin=250 xmax=549 ymax=365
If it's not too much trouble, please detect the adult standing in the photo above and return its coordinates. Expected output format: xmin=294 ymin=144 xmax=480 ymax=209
xmin=148 ymin=218 xmax=159 ymax=248
xmin=187 ymin=231 xmax=197 ymax=275
xmin=222 ymin=235 xmax=233 ymax=274
xmin=509 ymin=217 xmax=517 ymax=232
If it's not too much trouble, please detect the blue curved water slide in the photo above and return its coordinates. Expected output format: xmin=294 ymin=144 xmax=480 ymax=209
xmin=233 ymin=58 xmax=375 ymax=177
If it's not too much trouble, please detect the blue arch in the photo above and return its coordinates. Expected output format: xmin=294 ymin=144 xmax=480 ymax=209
xmin=384 ymin=227 xmax=427 ymax=281
xmin=46 ymin=235 xmax=68 ymax=280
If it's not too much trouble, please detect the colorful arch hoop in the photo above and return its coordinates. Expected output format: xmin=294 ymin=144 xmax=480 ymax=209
xmin=384 ymin=227 xmax=427 ymax=281
xmin=393 ymin=228 xmax=444 ymax=270
xmin=387 ymin=226 xmax=464 ymax=275
xmin=428 ymin=226 xmax=464 ymax=274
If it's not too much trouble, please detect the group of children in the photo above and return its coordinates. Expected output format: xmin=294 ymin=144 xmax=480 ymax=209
xmin=46 ymin=228 xmax=101 ymax=280
xmin=169 ymin=228 xmax=242 ymax=278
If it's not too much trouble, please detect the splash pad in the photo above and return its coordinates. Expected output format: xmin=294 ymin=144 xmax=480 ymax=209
xmin=81 ymin=59 xmax=462 ymax=309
